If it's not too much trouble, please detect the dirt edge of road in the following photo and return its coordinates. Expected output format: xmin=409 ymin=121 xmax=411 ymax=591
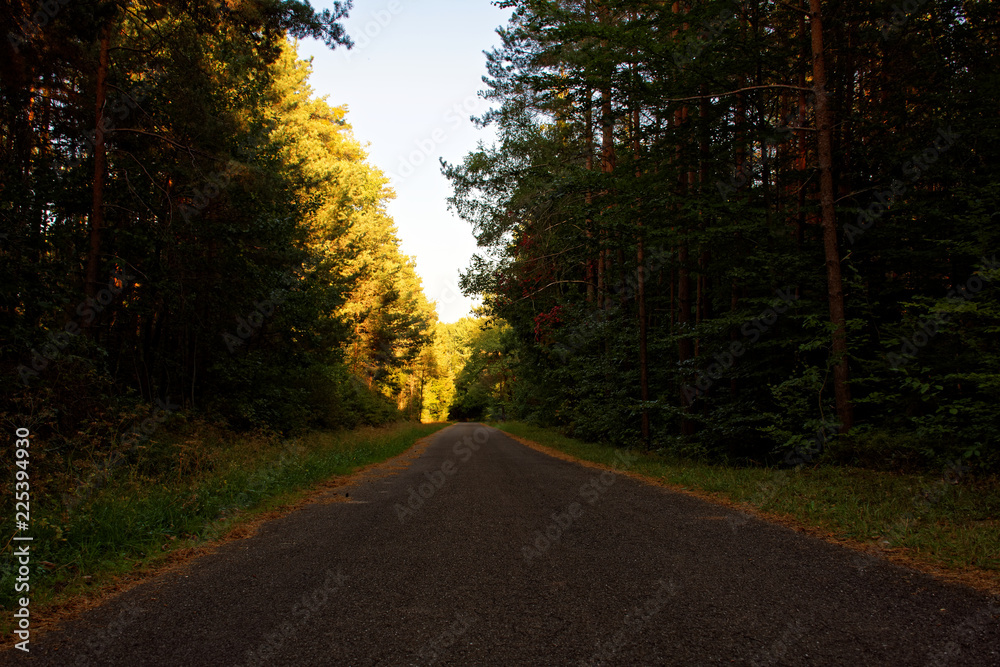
xmin=10 ymin=428 xmax=447 ymax=644
xmin=499 ymin=427 xmax=1000 ymax=599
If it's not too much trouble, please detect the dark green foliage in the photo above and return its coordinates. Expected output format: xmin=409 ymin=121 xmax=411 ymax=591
xmin=448 ymin=0 xmax=1000 ymax=472
xmin=448 ymin=324 xmax=514 ymax=421
xmin=0 ymin=2 xmax=434 ymax=474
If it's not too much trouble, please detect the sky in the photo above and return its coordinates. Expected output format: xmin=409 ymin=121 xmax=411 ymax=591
xmin=297 ymin=0 xmax=514 ymax=323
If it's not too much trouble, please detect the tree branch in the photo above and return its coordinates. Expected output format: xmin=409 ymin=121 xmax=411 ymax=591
xmin=667 ymin=84 xmax=813 ymax=103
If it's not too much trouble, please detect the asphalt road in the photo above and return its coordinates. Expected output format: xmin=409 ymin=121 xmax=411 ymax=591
xmin=13 ymin=423 xmax=1000 ymax=665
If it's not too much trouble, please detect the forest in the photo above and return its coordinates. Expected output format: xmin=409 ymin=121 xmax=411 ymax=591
xmin=0 ymin=1 xmax=496 ymax=613
xmin=445 ymin=0 xmax=1000 ymax=472
xmin=2 ymin=0 xmax=998 ymax=503
xmin=2 ymin=1 xmax=1000 ymax=657
xmin=0 ymin=1 xmax=462 ymax=443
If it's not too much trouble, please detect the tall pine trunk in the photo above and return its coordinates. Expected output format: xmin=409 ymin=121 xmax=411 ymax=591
xmin=809 ymin=0 xmax=853 ymax=432
xmin=85 ymin=28 xmax=111 ymax=306
xmin=632 ymin=60 xmax=650 ymax=448
xmin=672 ymin=1 xmax=695 ymax=436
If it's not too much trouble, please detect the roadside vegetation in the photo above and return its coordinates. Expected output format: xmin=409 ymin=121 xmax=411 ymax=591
xmin=447 ymin=2 xmax=1000 ymax=473
xmin=0 ymin=421 xmax=446 ymax=631
xmin=445 ymin=3 xmax=999 ymax=589
xmin=1 ymin=2 xmax=463 ymax=632
xmin=493 ymin=421 xmax=1000 ymax=590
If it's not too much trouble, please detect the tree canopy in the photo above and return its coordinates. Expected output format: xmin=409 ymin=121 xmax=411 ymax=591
xmin=447 ymin=0 xmax=1000 ymax=470
xmin=1 ymin=2 xmax=439 ymax=448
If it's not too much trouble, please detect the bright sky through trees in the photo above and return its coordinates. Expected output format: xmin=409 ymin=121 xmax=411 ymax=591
xmin=297 ymin=0 xmax=513 ymax=322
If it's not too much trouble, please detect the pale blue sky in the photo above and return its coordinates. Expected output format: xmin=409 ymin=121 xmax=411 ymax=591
xmin=298 ymin=0 xmax=513 ymax=323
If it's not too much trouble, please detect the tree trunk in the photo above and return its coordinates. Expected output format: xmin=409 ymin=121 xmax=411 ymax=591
xmin=673 ymin=1 xmax=695 ymax=436
xmin=632 ymin=70 xmax=650 ymax=448
xmin=85 ymin=28 xmax=111 ymax=305
xmin=731 ymin=86 xmax=746 ymax=398
xmin=585 ymin=87 xmax=596 ymax=304
xmin=809 ymin=0 xmax=853 ymax=432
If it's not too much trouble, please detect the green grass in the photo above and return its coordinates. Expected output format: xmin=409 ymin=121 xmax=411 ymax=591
xmin=493 ymin=421 xmax=1000 ymax=578
xmin=1 ymin=421 xmax=447 ymax=629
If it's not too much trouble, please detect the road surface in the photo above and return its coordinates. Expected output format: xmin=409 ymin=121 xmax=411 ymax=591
xmin=15 ymin=423 xmax=1000 ymax=665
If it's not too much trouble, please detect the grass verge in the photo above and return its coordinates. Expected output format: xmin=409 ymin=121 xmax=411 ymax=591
xmin=491 ymin=421 xmax=1000 ymax=594
xmin=1 ymin=421 xmax=448 ymax=635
